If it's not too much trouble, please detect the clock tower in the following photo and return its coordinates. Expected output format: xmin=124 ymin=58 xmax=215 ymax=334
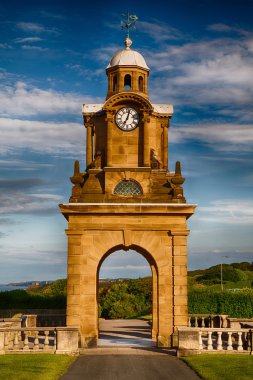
xmin=60 ymin=23 xmax=196 ymax=348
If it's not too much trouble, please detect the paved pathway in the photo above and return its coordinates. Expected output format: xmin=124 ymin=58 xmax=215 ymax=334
xmin=98 ymin=319 xmax=155 ymax=347
xmin=60 ymin=320 xmax=201 ymax=380
xmin=60 ymin=349 xmax=201 ymax=380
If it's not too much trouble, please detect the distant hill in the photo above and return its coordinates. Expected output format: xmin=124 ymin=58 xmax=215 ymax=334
xmin=188 ymin=262 xmax=253 ymax=290
xmin=15 ymin=261 xmax=253 ymax=296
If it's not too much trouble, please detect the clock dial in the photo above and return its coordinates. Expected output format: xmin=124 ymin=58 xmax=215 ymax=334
xmin=115 ymin=107 xmax=139 ymax=131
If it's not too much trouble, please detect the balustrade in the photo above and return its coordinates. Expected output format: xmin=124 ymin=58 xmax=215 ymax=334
xmin=0 ymin=326 xmax=78 ymax=354
xmin=178 ymin=327 xmax=253 ymax=357
xmin=188 ymin=314 xmax=229 ymax=328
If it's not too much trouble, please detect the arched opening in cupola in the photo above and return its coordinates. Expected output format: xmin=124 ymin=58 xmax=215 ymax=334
xmin=138 ymin=76 xmax=144 ymax=91
xmin=113 ymin=75 xmax=118 ymax=91
xmin=124 ymin=74 xmax=132 ymax=90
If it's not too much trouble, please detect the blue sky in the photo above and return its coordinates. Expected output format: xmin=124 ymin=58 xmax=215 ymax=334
xmin=0 ymin=0 xmax=253 ymax=282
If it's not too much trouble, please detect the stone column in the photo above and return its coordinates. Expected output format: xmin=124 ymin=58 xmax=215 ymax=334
xmin=157 ymin=235 xmax=173 ymax=347
xmin=119 ymin=73 xmax=124 ymax=92
xmin=143 ymin=113 xmax=150 ymax=167
xmin=172 ymin=231 xmax=189 ymax=330
xmin=106 ymin=113 xmax=114 ymax=167
xmin=85 ymin=119 xmax=93 ymax=168
xmin=144 ymin=74 xmax=148 ymax=95
xmin=151 ymin=265 xmax=158 ymax=340
xmin=162 ymin=120 xmax=169 ymax=170
xmin=65 ymin=230 xmax=82 ymax=329
xmin=132 ymin=71 xmax=138 ymax=92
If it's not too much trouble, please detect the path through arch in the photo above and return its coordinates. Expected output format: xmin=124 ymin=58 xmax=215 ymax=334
xmin=97 ymin=249 xmax=156 ymax=347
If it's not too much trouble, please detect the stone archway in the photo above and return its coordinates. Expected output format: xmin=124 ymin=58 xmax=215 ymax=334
xmin=60 ymin=202 xmax=195 ymax=349
xmin=96 ymin=245 xmax=158 ymax=342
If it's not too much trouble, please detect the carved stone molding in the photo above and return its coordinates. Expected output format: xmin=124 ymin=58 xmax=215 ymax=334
xmin=103 ymin=92 xmax=153 ymax=110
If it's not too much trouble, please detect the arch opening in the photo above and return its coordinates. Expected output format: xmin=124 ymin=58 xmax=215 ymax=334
xmin=138 ymin=76 xmax=144 ymax=91
xmin=97 ymin=246 xmax=157 ymax=347
xmin=124 ymin=74 xmax=132 ymax=90
xmin=113 ymin=75 xmax=117 ymax=91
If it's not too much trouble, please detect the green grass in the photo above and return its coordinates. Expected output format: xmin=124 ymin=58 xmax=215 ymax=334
xmin=182 ymin=354 xmax=253 ymax=380
xmin=138 ymin=314 xmax=152 ymax=321
xmin=0 ymin=354 xmax=76 ymax=380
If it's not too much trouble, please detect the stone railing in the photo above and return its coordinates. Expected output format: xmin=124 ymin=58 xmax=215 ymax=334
xmin=178 ymin=327 xmax=253 ymax=357
xmin=228 ymin=318 xmax=253 ymax=329
xmin=188 ymin=314 xmax=229 ymax=328
xmin=0 ymin=318 xmax=22 ymax=329
xmin=0 ymin=327 xmax=79 ymax=354
xmin=21 ymin=314 xmax=66 ymax=328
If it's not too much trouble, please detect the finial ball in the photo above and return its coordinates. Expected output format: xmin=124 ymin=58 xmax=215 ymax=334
xmin=125 ymin=37 xmax=132 ymax=49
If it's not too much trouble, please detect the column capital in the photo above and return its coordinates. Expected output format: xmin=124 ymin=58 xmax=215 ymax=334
xmin=105 ymin=116 xmax=114 ymax=123
xmin=161 ymin=120 xmax=169 ymax=128
xmin=105 ymin=110 xmax=114 ymax=123
xmin=83 ymin=114 xmax=94 ymax=126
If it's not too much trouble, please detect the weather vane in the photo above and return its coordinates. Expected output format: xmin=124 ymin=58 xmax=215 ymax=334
xmin=121 ymin=12 xmax=138 ymax=39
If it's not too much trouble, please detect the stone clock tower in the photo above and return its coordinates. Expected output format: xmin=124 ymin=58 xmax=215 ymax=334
xmin=60 ymin=30 xmax=196 ymax=348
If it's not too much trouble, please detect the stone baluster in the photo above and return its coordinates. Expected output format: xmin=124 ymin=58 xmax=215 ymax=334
xmin=227 ymin=331 xmax=233 ymax=351
xmin=201 ymin=317 xmax=205 ymax=328
xmin=13 ymin=331 xmax=19 ymax=349
xmin=188 ymin=317 xmax=191 ymax=327
xmin=217 ymin=331 xmax=222 ymax=350
xmin=4 ymin=332 xmax=9 ymax=350
xmin=23 ymin=331 xmax=30 ymax=351
xmin=194 ymin=316 xmax=198 ymax=327
xmin=207 ymin=331 xmax=213 ymax=350
xmin=34 ymin=330 xmax=39 ymax=350
xmin=221 ymin=316 xmax=227 ymax=328
xmin=44 ymin=331 xmax=49 ymax=349
xmin=237 ymin=331 xmax=243 ymax=351
xmin=198 ymin=331 xmax=203 ymax=350
xmin=53 ymin=330 xmax=57 ymax=351
xmin=210 ymin=316 xmax=214 ymax=328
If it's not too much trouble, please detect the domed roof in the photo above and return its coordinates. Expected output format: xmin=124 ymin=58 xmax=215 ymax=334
xmin=107 ymin=38 xmax=149 ymax=70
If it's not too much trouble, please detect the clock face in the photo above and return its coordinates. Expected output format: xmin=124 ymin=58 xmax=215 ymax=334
xmin=115 ymin=107 xmax=139 ymax=131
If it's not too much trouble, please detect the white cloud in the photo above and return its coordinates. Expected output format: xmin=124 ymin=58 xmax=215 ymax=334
xmin=16 ymin=22 xmax=45 ymax=33
xmin=0 ymin=191 xmax=62 ymax=215
xmin=170 ymin=122 xmax=253 ymax=151
xmin=91 ymin=45 xmax=121 ymax=64
xmin=21 ymin=45 xmax=48 ymax=52
xmin=207 ymin=23 xmax=251 ymax=36
xmin=0 ymin=81 xmax=100 ymax=117
xmin=0 ymin=248 xmax=66 ymax=265
xmin=147 ymin=33 xmax=253 ymax=111
xmin=0 ymin=159 xmax=53 ymax=171
xmin=65 ymin=64 xmax=103 ymax=78
xmin=198 ymin=200 xmax=253 ymax=224
xmin=15 ymin=37 xmax=43 ymax=43
xmin=16 ymin=22 xmax=60 ymax=36
xmin=138 ymin=20 xmax=186 ymax=42
xmin=0 ymin=118 xmax=84 ymax=154
xmin=0 ymin=43 xmax=12 ymax=49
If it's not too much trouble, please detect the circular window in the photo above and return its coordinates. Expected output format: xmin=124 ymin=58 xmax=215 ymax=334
xmin=113 ymin=180 xmax=143 ymax=196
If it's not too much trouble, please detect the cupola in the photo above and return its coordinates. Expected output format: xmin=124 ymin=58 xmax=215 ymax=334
xmin=106 ymin=37 xmax=150 ymax=99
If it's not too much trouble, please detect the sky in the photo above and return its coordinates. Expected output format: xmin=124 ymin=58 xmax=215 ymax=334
xmin=0 ymin=0 xmax=253 ymax=283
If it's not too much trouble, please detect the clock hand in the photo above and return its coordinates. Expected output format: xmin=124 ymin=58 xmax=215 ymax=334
xmin=123 ymin=110 xmax=131 ymax=125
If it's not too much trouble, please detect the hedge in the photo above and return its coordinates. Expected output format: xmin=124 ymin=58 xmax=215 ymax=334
xmin=188 ymin=288 xmax=253 ymax=318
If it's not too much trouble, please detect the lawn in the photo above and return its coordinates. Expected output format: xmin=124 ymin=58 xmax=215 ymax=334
xmin=0 ymin=354 xmax=76 ymax=380
xmin=182 ymin=354 xmax=253 ymax=380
